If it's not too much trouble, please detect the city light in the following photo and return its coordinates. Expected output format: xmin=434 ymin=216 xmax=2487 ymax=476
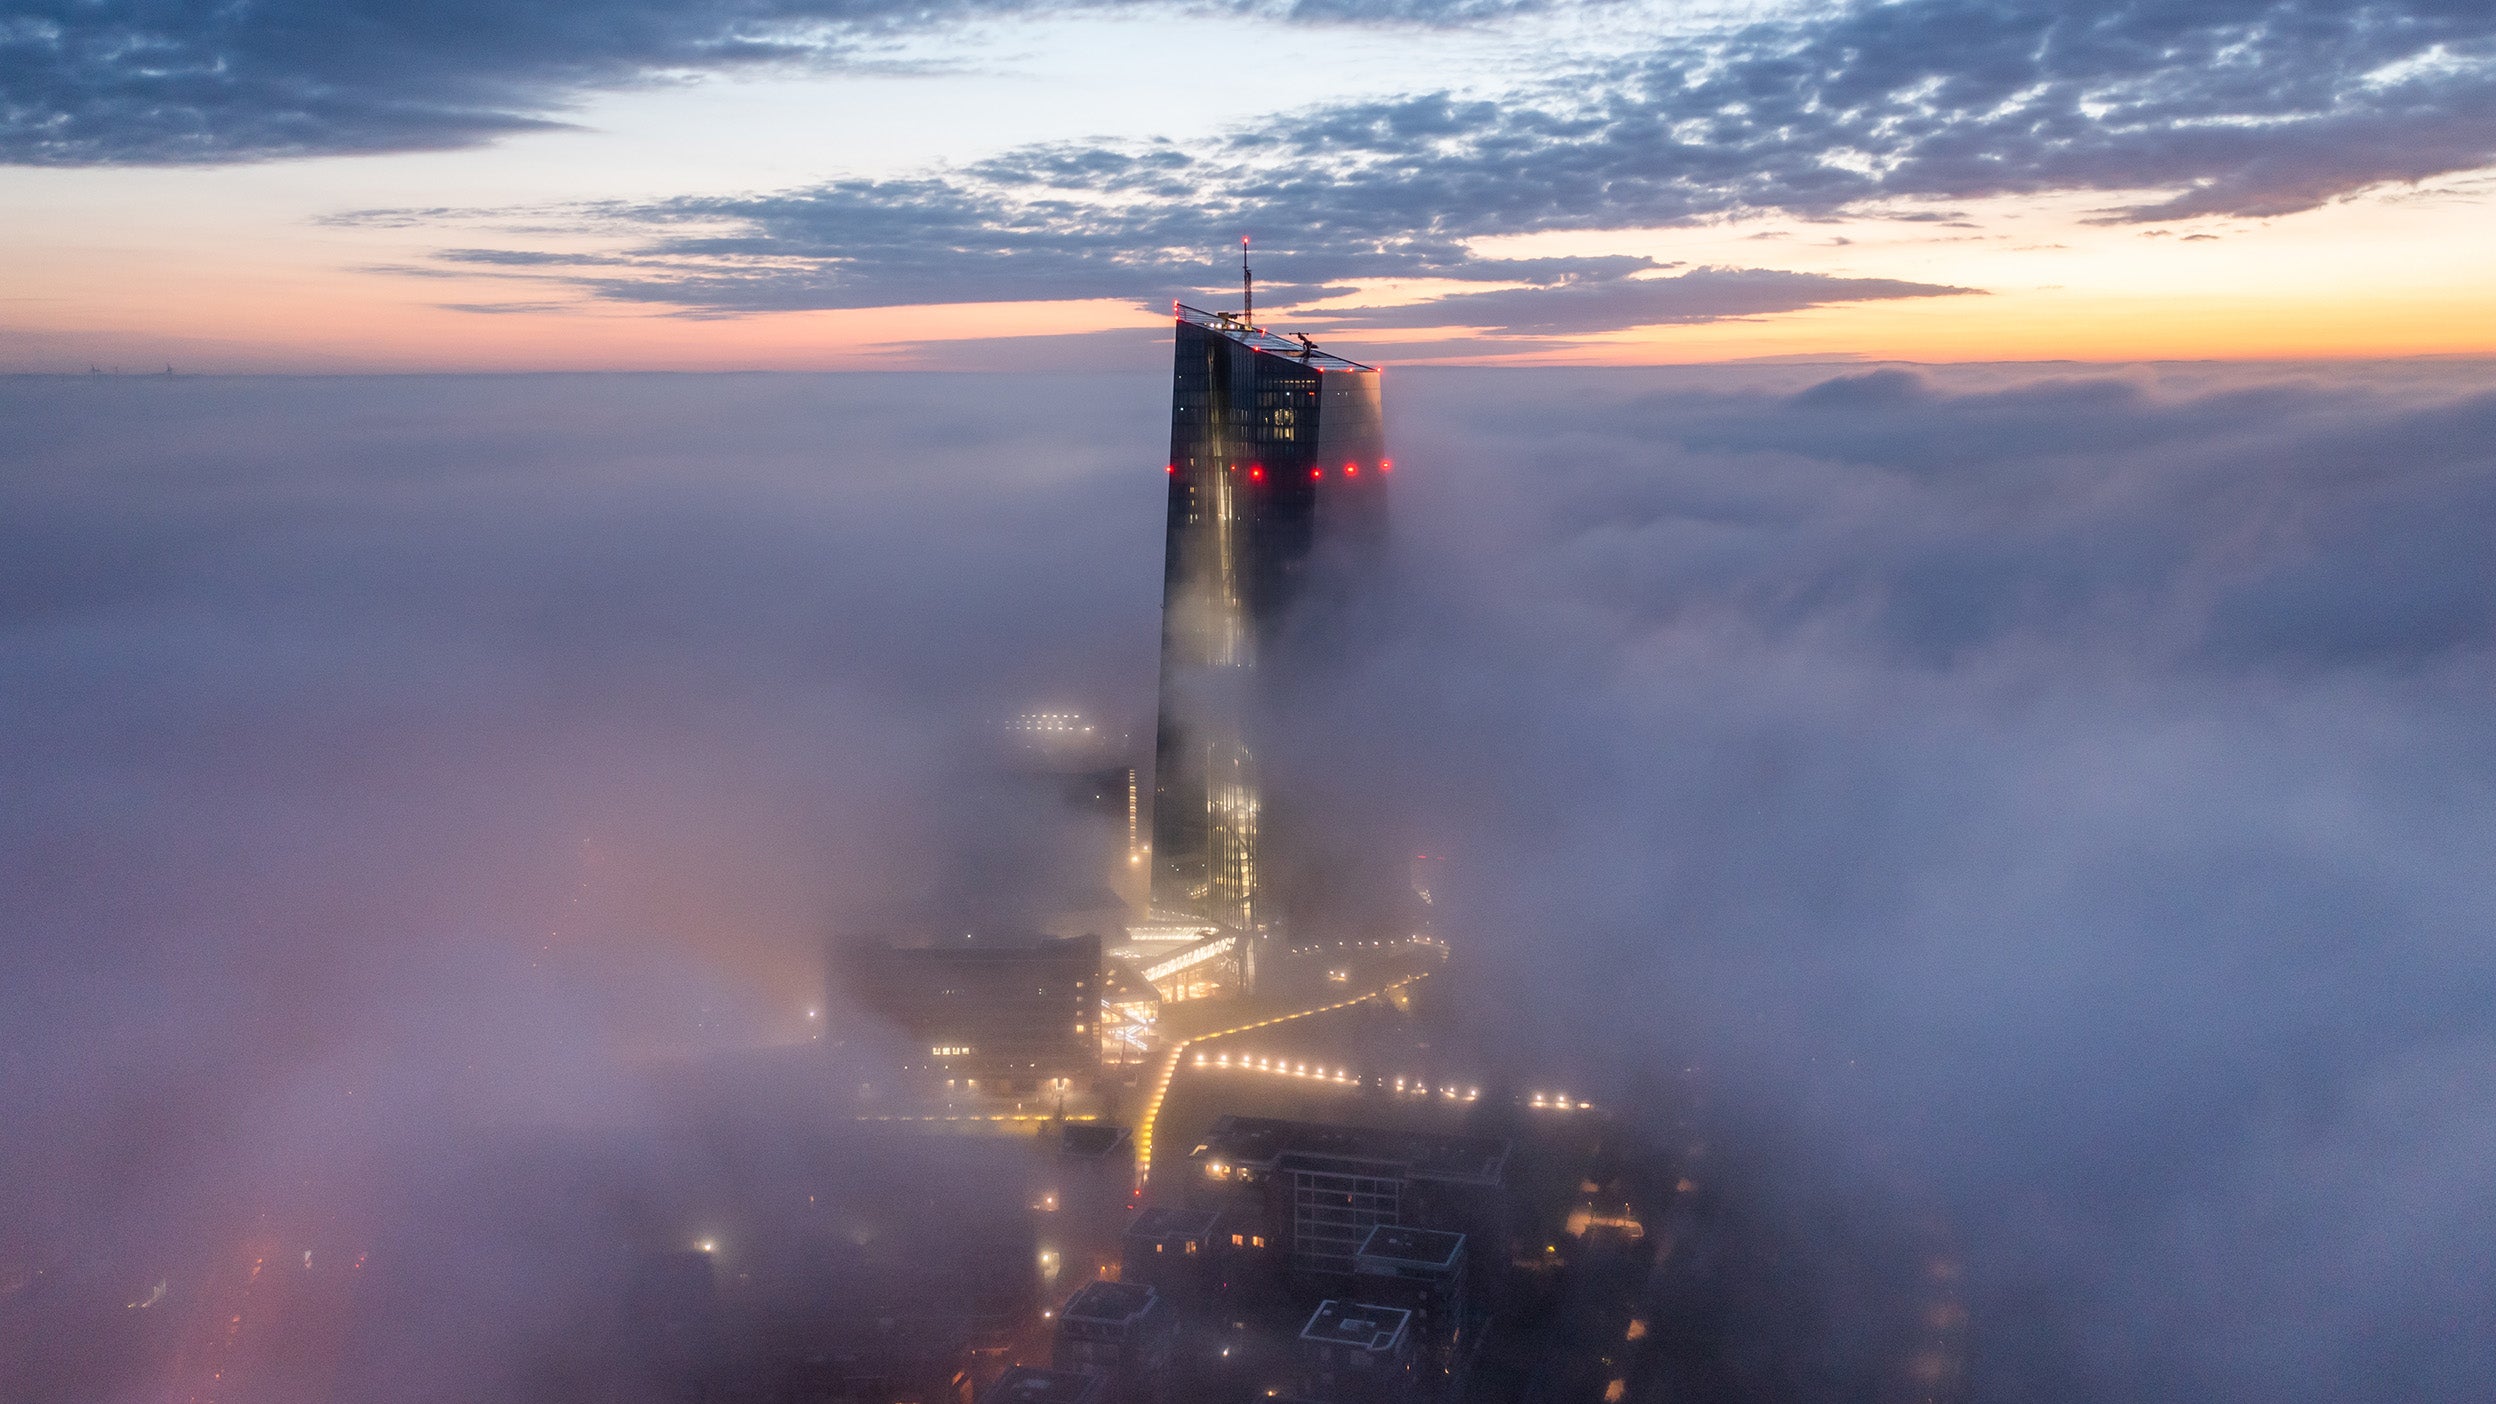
xmin=1131 ymin=971 xmax=1433 ymax=1187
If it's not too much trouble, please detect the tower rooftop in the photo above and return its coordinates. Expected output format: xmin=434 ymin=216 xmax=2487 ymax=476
xmin=1175 ymin=304 xmax=1374 ymax=372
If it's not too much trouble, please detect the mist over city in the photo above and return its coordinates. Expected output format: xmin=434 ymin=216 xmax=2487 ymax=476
xmin=8 ymin=0 xmax=2496 ymax=1398
xmin=8 ymin=360 xmax=2491 ymax=1402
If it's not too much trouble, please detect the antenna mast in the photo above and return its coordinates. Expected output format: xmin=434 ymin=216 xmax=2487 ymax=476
xmin=1241 ymin=236 xmax=1252 ymax=326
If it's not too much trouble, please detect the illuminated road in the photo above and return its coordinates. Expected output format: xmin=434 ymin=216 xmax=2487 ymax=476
xmin=851 ymin=1112 xmax=1100 ymax=1123
xmin=1130 ymin=970 xmax=1433 ymax=1188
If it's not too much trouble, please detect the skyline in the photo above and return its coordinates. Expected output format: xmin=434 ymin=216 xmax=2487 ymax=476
xmin=9 ymin=0 xmax=2496 ymax=370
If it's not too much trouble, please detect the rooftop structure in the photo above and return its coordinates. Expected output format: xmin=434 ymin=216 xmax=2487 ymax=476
xmin=1059 ymin=1280 xmax=1159 ymax=1329
xmin=1189 ymin=1116 xmax=1509 ymax=1188
xmin=1299 ymin=1300 xmax=1412 ymax=1354
xmin=1121 ymin=1205 xmax=1225 ymax=1300
xmin=980 ymin=1365 xmax=1107 ymax=1404
xmin=1173 ymin=304 xmax=1376 ymax=371
xmin=1297 ymin=1300 xmax=1418 ymax=1403
xmin=1190 ymin=1116 xmax=1509 ymax=1278
xmin=1054 ymin=1281 xmax=1175 ymax=1404
xmin=1355 ymin=1226 xmax=1466 ymax=1277
xmin=1123 ymin=1206 xmax=1221 ymax=1254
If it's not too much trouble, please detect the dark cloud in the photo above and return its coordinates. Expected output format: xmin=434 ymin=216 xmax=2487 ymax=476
xmin=1 ymin=0 xmax=827 ymax=164
xmin=365 ymin=0 xmax=2496 ymax=315
xmin=1305 ymin=266 xmax=1979 ymax=335
xmin=0 ymin=0 xmax=1550 ymax=165
xmin=365 ymin=183 xmax=1677 ymax=313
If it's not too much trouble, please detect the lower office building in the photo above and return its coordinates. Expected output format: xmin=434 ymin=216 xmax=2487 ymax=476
xmin=1184 ymin=1116 xmax=1509 ymax=1279
xmin=1052 ymin=1281 xmax=1175 ymax=1404
xmin=1296 ymin=1300 xmax=1415 ymax=1404
xmin=1120 ymin=1206 xmax=1226 ymax=1307
xmin=1354 ymin=1226 xmax=1470 ymax=1392
xmin=842 ymin=933 xmax=1100 ymax=1085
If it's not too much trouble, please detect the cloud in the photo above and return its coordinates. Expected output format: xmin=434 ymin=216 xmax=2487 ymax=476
xmin=7 ymin=361 xmax=2496 ymax=1399
xmin=1255 ymin=358 xmax=2496 ymax=1400
xmin=351 ymin=0 xmax=2496 ymax=316
xmin=1305 ymin=266 xmax=1979 ymax=335
xmin=0 ymin=0 xmax=1552 ymax=165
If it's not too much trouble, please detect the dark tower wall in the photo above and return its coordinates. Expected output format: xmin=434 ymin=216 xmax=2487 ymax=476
xmin=1149 ymin=312 xmax=1387 ymax=934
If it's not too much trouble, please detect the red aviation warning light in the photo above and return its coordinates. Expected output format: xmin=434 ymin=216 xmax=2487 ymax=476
xmin=1166 ymin=464 xmax=1177 ymax=475
xmin=1380 ymin=458 xmax=1394 ymax=474
xmin=1249 ymin=465 xmax=1264 ymax=481
xmin=1310 ymin=468 xmax=1322 ymax=481
xmin=1344 ymin=462 xmax=1358 ymax=477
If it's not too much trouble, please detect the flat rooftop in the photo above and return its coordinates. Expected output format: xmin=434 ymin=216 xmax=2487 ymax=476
xmin=1300 ymin=1299 xmax=1412 ymax=1352
xmin=1357 ymin=1225 xmax=1466 ymax=1271
xmin=1060 ymin=1123 xmax=1131 ymax=1158
xmin=1125 ymin=1205 xmax=1220 ymax=1241
xmin=1176 ymin=304 xmax=1375 ymax=372
xmin=1191 ymin=1115 xmax=1510 ymax=1186
xmin=1061 ymin=1280 xmax=1158 ymax=1324
xmin=980 ymin=1366 xmax=1103 ymax=1404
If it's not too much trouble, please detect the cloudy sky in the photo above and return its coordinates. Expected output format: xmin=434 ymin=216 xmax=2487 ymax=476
xmin=7 ymin=0 xmax=2496 ymax=369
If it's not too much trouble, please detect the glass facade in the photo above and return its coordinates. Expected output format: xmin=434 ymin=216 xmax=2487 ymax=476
xmin=1149 ymin=308 xmax=1386 ymax=936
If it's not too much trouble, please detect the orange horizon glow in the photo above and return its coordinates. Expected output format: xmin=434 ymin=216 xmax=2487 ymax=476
xmin=8 ymin=174 xmax=2496 ymax=372
xmin=14 ymin=286 xmax=2494 ymax=374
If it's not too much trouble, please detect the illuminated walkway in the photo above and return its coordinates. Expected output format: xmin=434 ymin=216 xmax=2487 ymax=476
xmin=1131 ymin=971 xmax=1432 ymax=1189
xmin=851 ymin=1112 xmax=1101 ymax=1123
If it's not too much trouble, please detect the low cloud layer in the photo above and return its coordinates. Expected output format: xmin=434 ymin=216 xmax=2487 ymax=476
xmin=6 ymin=361 xmax=2496 ymax=1399
xmin=1268 ymin=359 xmax=2496 ymax=1401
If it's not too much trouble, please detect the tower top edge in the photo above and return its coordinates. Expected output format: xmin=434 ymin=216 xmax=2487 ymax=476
xmin=1174 ymin=304 xmax=1375 ymax=372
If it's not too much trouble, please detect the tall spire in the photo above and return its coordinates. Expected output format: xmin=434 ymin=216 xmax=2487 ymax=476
xmin=1241 ymin=235 xmax=1252 ymax=326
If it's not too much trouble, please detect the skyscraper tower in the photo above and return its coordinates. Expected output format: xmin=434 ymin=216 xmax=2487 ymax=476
xmin=1148 ymin=285 xmax=1386 ymax=936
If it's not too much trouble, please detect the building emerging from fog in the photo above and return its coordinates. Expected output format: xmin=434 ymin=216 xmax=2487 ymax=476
xmin=845 ymin=933 xmax=1100 ymax=1086
xmin=1149 ymin=303 xmax=1386 ymax=938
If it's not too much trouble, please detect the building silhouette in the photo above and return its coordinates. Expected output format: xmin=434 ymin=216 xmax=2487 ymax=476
xmin=1148 ymin=302 xmax=1386 ymax=941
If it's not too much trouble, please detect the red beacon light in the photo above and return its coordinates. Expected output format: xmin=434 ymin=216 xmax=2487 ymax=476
xmin=1309 ymin=467 xmax=1323 ymax=481
xmin=1165 ymin=463 xmax=1177 ymax=475
xmin=1343 ymin=462 xmax=1358 ymax=477
xmin=1380 ymin=459 xmax=1393 ymax=474
xmin=1249 ymin=465 xmax=1264 ymax=481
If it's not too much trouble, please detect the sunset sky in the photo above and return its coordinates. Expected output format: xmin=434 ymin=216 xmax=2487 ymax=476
xmin=13 ymin=5 xmax=2496 ymax=1399
xmin=8 ymin=0 xmax=2495 ymax=370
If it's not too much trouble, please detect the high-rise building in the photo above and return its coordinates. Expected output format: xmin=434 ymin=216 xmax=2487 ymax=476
xmin=1149 ymin=301 xmax=1386 ymax=936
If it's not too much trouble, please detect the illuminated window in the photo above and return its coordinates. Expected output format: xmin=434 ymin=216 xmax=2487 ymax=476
xmin=1231 ymin=1234 xmax=1244 ymax=1247
xmin=1251 ymin=1236 xmax=1264 ymax=1248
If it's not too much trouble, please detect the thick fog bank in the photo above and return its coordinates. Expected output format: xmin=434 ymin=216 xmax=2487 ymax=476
xmin=1282 ymin=361 xmax=2496 ymax=1402
xmin=5 ymin=363 xmax=2493 ymax=1400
